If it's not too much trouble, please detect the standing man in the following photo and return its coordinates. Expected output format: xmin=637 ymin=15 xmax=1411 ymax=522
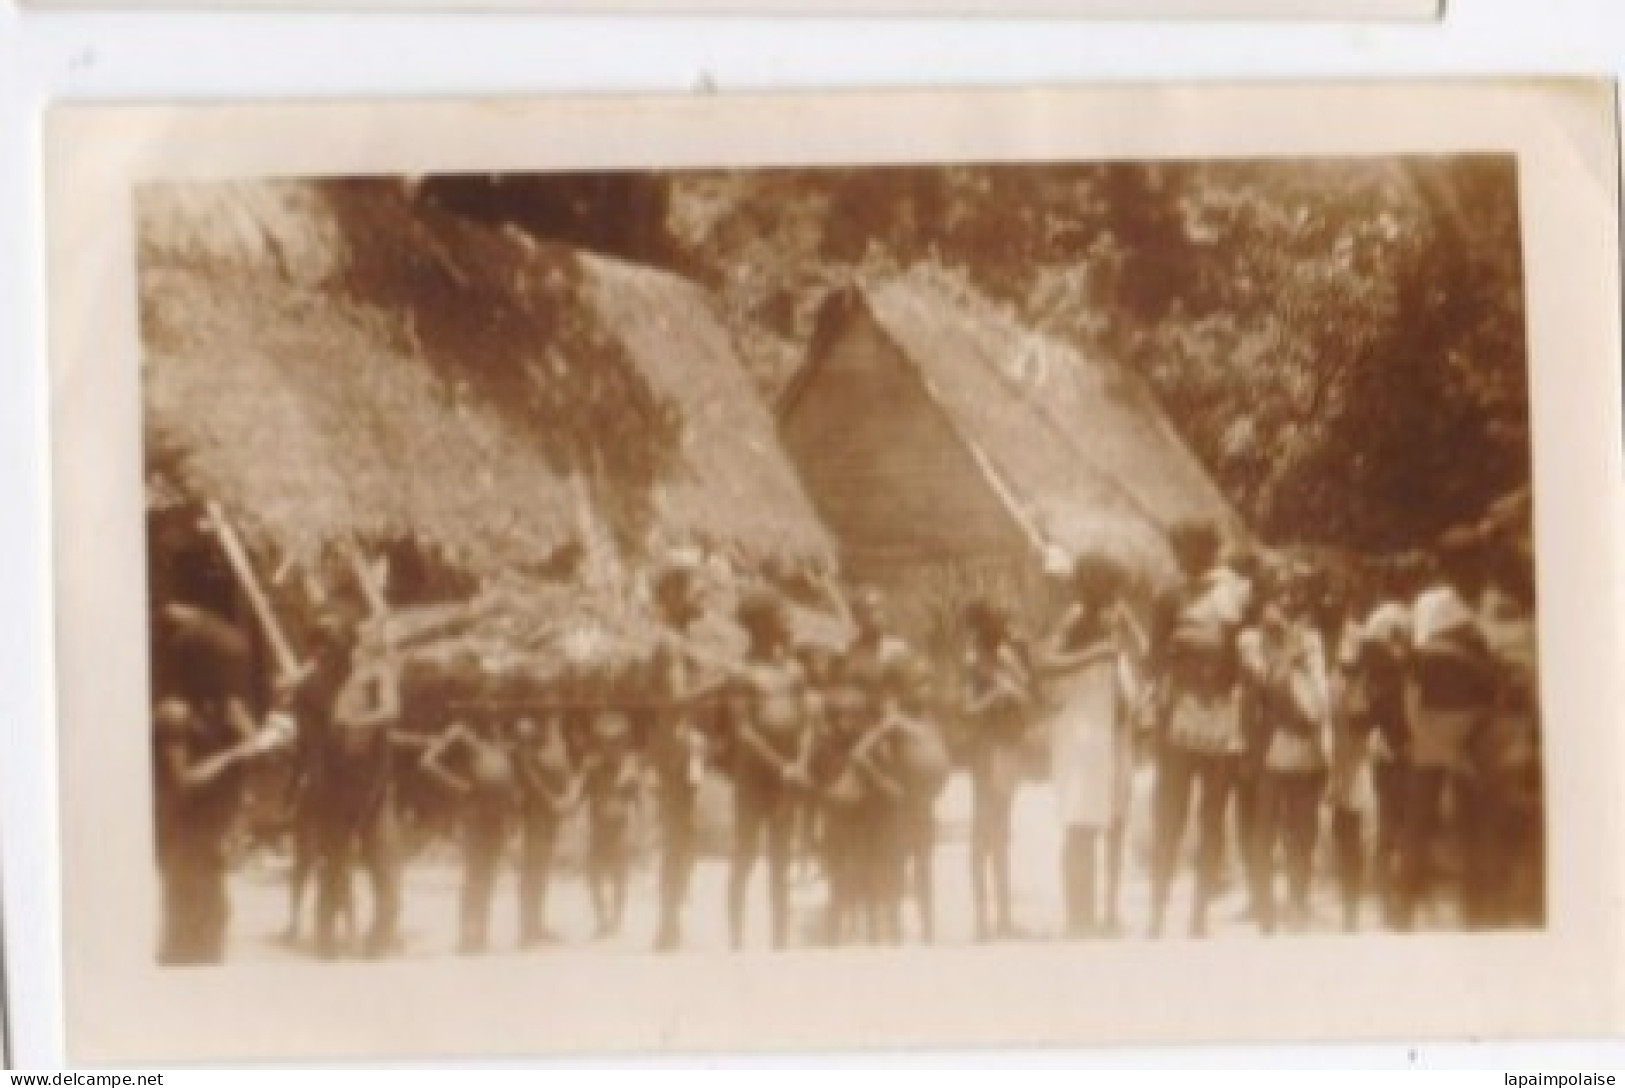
xmin=1396 ymin=541 xmax=1497 ymax=931
xmin=961 ymin=599 xmax=1032 ymax=941
xmin=421 ymin=711 xmax=521 ymax=954
xmin=725 ymin=593 xmax=811 ymax=951
xmin=1225 ymin=549 xmax=1270 ymax=923
xmin=282 ymin=613 xmax=355 ymax=944
xmin=878 ymin=654 xmax=951 ymax=943
xmin=1359 ymin=569 xmax=1416 ymax=926
xmin=514 ymin=714 xmax=580 ymax=947
xmin=152 ymin=601 xmax=286 ymax=965
xmin=1146 ymin=522 xmax=1249 ymax=938
xmin=647 ymin=563 xmax=723 ymax=953
xmin=314 ymin=619 xmax=407 ymax=959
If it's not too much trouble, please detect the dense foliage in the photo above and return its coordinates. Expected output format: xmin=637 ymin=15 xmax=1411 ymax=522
xmin=422 ymin=158 xmax=1530 ymax=555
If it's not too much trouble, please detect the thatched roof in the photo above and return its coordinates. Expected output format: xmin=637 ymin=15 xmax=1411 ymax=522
xmin=572 ymin=253 xmax=835 ymax=567
xmin=784 ymin=267 xmax=1244 ymax=584
xmin=138 ymin=180 xmax=834 ymax=581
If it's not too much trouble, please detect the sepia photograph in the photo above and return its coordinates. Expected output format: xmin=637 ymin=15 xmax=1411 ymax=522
xmin=139 ymin=157 xmax=1540 ymax=967
xmin=45 ymin=85 xmax=1622 ymax=1062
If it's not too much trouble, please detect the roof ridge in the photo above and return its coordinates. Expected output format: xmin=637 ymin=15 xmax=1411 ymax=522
xmin=878 ymin=277 xmax=1171 ymax=537
xmin=913 ymin=370 xmax=1048 ymax=554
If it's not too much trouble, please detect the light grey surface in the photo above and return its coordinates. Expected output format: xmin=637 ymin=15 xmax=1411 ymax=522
xmin=12 ymin=1 xmax=1444 ymax=16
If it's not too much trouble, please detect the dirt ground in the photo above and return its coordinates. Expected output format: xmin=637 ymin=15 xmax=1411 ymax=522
xmin=219 ymin=767 xmax=1460 ymax=964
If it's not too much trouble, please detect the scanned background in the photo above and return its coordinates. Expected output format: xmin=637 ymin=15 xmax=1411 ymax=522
xmin=45 ymin=82 xmax=1625 ymax=1064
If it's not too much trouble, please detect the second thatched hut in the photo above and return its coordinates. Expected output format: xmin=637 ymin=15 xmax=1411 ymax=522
xmin=777 ymin=268 xmax=1244 ymax=654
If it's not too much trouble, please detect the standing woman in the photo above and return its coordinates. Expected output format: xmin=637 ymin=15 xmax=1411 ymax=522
xmin=810 ymin=664 xmax=869 ymax=945
xmin=1359 ymin=571 xmax=1415 ymax=925
xmin=844 ymin=674 xmax=907 ymax=944
xmin=1038 ymin=553 xmax=1136 ymax=939
xmin=1397 ymin=543 xmax=1497 ymax=931
xmin=961 ymin=599 xmax=1033 ymax=941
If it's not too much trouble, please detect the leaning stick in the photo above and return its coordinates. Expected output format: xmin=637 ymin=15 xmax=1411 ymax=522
xmin=811 ymin=568 xmax=855 ymax=632
xmin=343 ymin=541 xmax=391 ymax=620
xmin=1111 ymin=602 xmax=1151 ymax=662
xmin=203 ymin=501 xmax=303 ymax=684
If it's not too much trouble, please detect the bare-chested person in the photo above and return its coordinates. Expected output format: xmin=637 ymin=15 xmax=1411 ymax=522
xmin=646 ymin=563 xmax=725 ymax=953
xmin=152 ymin=602 xmax=288 ymax=964
xmin=583 ymin=709 xmax=643 ymax=940
xmin=514 ymin=714 xmax=581 ymax=947
xmin=809 ymin=661 xmax=870 ymax=945
xmin=312 ymin=618 xmax=410 ymax=959
xmin=281 ymin=615 xmax=355 ymax=944
xmin=421 ymin=711 xmax=521 ymax=954
xmin=868 ymin=653 xmax=952 ymax=944
xmin=725 ymin=593 xmax=812 ymax=951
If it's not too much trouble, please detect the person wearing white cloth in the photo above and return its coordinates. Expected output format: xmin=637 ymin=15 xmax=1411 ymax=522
xmin=1037 ymin=552 xmax=1137 ymax=939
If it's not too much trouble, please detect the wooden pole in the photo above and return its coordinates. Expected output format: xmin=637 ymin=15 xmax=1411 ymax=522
xmin=344 ymin=541 xmax=391 ymax=620
xmin=203 ymin=501 xmax=303 ymax=684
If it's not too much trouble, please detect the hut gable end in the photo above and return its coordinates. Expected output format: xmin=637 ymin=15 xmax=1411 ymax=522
xmin=573 ymin=254 xmax=834 ymax=567
xmin=139 ymin=180 xmax=837 ymax=583
xmin=781 ymin=271 xmax=1246 ymax=604
xmin=778 ymin=297 xmax=1032 ymax=583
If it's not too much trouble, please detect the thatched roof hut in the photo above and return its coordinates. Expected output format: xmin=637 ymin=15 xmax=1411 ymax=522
xmin=571 ymin=251 xmax=835 ymax=568
xmin=139 ymin=179 xmax=838 ymax=678
xmin=777 ymin=267 xmax=1243 ymax=650
xmin=140 ymin=179 xmax=832 ymax=578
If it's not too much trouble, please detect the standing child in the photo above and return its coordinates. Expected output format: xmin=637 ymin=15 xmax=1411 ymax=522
xmin=879 ymin=654 xmax=952 ymax=943
xmin=792 ymin=647 xmax=838 ymax=886
xmin=583 ymin=709 xmax=642 ymax=940
xmin=811 ymin=668 xmax=870 ymax=945
xmin=420 ymin=712 xmax=519 ymax=955
xmin=514 ymin=714 xmax=581 ymax=947
xmin=1474 ymin=548 xmax=1542 ymax=927
xmin=961 ymin=599 xmax=1032 ymax=941
xmin=846 ymin=682 xmax=906 ymax=944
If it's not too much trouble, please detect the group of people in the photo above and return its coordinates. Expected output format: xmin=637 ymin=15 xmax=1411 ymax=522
xmin=151 ymin=518 xmax=1541 ymax=966
xmin=967 ymin=520 xmax=1539 ymax=943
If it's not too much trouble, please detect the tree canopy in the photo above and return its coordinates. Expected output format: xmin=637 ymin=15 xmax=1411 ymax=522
xmin=420 ymin=157 xmax=1530 ymax=555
